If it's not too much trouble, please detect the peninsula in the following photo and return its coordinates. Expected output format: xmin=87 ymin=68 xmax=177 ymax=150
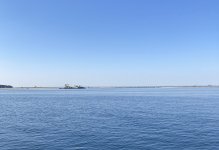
xmin=0 ymin=85 xmax=13 ymax=88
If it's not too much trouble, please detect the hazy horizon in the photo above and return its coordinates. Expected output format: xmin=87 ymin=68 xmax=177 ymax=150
xmin=1 ymin=0 xmax=219 ymax=87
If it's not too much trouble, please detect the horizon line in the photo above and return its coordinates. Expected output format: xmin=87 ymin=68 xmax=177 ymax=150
xmin=10 ymin=85 xmax=219 ymax=88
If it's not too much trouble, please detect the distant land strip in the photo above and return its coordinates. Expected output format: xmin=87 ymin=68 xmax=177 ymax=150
xmin=2 ymin=85 xmax=219 ymax=89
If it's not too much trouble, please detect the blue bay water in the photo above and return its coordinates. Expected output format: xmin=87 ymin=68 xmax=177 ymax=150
xmin=0 ymin=88 xmax=219 ymax=150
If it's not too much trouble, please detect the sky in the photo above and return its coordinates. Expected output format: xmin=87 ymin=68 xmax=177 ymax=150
xmin=0 ymin=0 xmax=219 ymax=87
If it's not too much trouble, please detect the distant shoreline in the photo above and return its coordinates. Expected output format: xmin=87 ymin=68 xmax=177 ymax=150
xmin=1 ymin=85 xmax=219 ymax=89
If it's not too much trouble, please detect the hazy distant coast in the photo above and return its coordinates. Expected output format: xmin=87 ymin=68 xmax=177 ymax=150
xmin=1 ymin=85 xmax=219 ymax=89
xmin=0 ymin=85 xmax=13 ymax=88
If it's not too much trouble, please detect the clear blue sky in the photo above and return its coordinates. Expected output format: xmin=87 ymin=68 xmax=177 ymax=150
xmin=0 ymin=0 xmax=219 ymax=87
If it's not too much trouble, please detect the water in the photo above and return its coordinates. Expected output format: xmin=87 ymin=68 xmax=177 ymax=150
xmin=0 ymin=88 xmax=219 ymax=150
